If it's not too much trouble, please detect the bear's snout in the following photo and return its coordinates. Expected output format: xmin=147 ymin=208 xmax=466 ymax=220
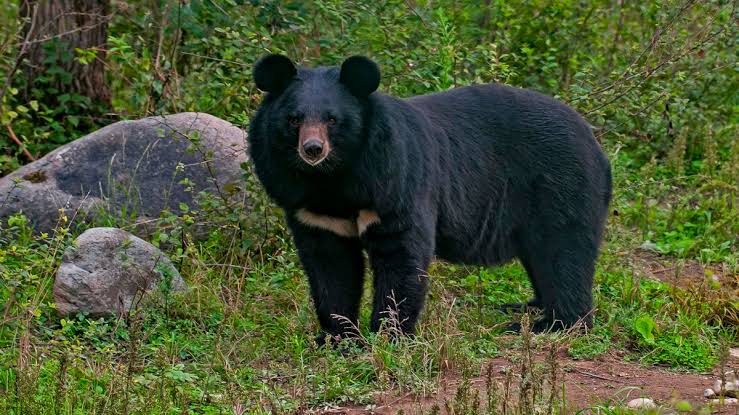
xmin=303 ymin=140 xmax=323 ymax=159
xmin=298 ymin=122 xmax=330 ymax=165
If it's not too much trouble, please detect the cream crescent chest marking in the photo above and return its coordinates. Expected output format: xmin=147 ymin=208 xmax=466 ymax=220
xmin=357 ymin=209 xmax=381 ymax=236
xmin=295 ymin=209 xmax=358 ymax=238
xmin=295 ymin=209 xmax=382 ymax=238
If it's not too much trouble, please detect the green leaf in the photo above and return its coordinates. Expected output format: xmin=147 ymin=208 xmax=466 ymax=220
xmin=675 ymin=400 xmax=692 ymax=412
xmin=634 ymin=315 xmax=657 ymax=344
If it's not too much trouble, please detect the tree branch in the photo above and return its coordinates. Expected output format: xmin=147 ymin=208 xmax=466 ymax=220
xmin=6 ymin=123 xmax=35 ymax=161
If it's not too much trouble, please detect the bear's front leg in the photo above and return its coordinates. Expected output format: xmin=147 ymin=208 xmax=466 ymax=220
xmin=363 ymin=223 xmax=433 ymax=336
xmin=286 ymin=216 xmax=365 ymax=344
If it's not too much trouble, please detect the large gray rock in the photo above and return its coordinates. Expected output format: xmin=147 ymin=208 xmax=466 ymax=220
xmin=54 ymin=227 xmax=187 ymax=317
xmin=0 ymin=113 xmax=247 ymax=233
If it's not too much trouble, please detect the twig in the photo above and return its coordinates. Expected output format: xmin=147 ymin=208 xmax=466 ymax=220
xmin=0 ymin=3 xmax=38 ymax=114
xmin=153 ymin=4 xmax=169 ymax=74
xmin=570 ymin=368 xmax=621 ymax=383
xmin=178 ymin=52 xmax=248 ymax=67
xmin=587 ymin=20 xmax=727 ymax=116
xmin=591 ymin=15 xmax=728 ymax=137
xmin=575 ymin=0 xmax=700 ymax=102
xmin=5 ymin=123 xmax=35 ymax=161
xmin=23 ymin=15 xmax=113 ymax=46
xmin=595 ymin=91 xmax=669 ymax=140
xmin=403 ymin=0 xmax=430 ymax=29
xmin=1 ymin=286 xmax=16 ymax=323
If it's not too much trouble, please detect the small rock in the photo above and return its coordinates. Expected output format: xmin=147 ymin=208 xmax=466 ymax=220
xmin=714 ymin=379 xmax=724 ymax=393
xmin=725 ymin=382 xmax=738 ymax=398
xmin=54 ymin=227 xmax=187 ymax=317
xmin=704 ymin=388 xmax=717 ymax=398
xmin=710 ymin=397 xmax=738 ymax=405
xmin=627 ymin=398 xmax=656 ymax=410
xmin=730 ymin=348 xmax=739 ymax=360
xmin=727 ymin=370 xmax=737 ymax=382
xmin=618 ymin=372 xmax=630 ymax=377
xmin=639 ymin=241 xmax=660 ymax=252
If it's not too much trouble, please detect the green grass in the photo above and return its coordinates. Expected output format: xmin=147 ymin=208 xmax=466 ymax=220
xmin=0 ymin=143 xmax=736 ymax=414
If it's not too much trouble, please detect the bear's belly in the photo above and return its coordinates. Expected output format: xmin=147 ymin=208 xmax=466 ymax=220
xmin=434 ymin=225 xmax=517 ymax=266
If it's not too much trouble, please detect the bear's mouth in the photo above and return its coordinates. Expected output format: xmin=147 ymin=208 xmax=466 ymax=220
xmin=298 ymin=122 xmax=331 ymax=166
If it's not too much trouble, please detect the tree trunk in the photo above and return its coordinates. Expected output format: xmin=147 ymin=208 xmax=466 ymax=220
xmin=19 ymin=0 xmax=111 ymax=106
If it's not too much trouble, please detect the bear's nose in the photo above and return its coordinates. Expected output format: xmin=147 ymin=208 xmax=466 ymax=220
xmin=302 ymin=139 xmax=324 ymax=160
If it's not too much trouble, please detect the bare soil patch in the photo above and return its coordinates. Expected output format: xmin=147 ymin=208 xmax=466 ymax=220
xmin=632 ymin=250 xmax=737 ymax=290
xmin=316 ymin=351 xmax=739 ymax=414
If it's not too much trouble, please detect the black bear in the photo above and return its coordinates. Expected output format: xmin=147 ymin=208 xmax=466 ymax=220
xmin=248 ymin=54 xmax=612 ymax=342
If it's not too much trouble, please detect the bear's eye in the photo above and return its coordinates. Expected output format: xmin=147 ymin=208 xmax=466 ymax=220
xmin=327 ymin=116 xmax=337 ymax=125
xmin=288 ymin=116 xmax=301 ymax=127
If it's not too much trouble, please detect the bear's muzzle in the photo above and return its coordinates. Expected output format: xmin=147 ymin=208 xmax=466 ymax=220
xmin=298 ymin=122 xmax=330 ymax=165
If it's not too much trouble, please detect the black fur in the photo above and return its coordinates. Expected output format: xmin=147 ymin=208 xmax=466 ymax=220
xmin=253 ymin=54 xmax=297 ymax=93
xmin=249 ymin=55 xmax=612 ymax=339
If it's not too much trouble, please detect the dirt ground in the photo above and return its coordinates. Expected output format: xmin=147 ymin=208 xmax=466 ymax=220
xmin=313 ymin=350 xmax=738 ymax=414
xmin=631 ymin=250 xmax=738 ymax=291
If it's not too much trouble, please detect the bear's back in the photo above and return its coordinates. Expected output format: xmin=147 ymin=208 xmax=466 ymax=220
xmin=402 ymin=83 xmax=604 ymax=184
xmin=398 ymin=84 xmax=610 ymax=265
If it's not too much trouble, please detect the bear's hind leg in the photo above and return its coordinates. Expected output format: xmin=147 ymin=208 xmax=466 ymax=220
xmin=496 ymin=257 xmax=543 ymax=314
xmin=496 ymin=298 xmax=542 ymax=313
xmin=518 ymin=227 xmax=598 ymax=333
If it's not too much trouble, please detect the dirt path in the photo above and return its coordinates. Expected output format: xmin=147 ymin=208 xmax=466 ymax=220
xmin=314 ymin=351 xmax=739 ymax=414
xmin=631 ymin=250 xmax=737 ymax=291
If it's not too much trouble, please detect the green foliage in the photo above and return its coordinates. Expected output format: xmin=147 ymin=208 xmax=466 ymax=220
xmin=1 ymin=36 xmax=111 ymax=173
xmin=3 ymin=0 xmax=736 ymax=174
xmin=616 ymin=152 xmax=738 ymax=261
xmin=567 ymin=331 xmax=612 ymax=360
xmin=634 ymin=315 xmax=656 ymax=344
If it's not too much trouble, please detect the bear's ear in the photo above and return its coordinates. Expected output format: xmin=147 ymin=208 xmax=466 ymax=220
xmin=339 ymin=56 xmax=380 ymax=97
xmin=253 ymin=54 xmax=297 ymax=93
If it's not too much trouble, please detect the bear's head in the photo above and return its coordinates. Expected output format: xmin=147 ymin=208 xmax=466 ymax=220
xmin=252 ymin=54 xmax=380 ymax=172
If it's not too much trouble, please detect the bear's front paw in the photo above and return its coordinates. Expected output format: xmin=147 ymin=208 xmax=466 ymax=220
xmin=314 ymin=331 xmax=365 ymax=353
xmin=503 ymin=321 xmax=522 ymax=333
xmin=314 ymin=331 xmax=337 ymax=347
xmin=496 ymin=298 xmax=542 ymax=314
xmin=504 ymin=319 xmax=565 ymax=334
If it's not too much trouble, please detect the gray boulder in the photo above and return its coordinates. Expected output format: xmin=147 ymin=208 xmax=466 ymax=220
xmin=0 ymin=112 xmax=247 ymax=234
xmin=54 ymin=227 xmax=187 ymax=317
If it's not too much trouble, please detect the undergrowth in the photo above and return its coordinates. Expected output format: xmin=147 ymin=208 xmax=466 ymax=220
xmin=0 ymin=139 xmax=736 ymax=413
